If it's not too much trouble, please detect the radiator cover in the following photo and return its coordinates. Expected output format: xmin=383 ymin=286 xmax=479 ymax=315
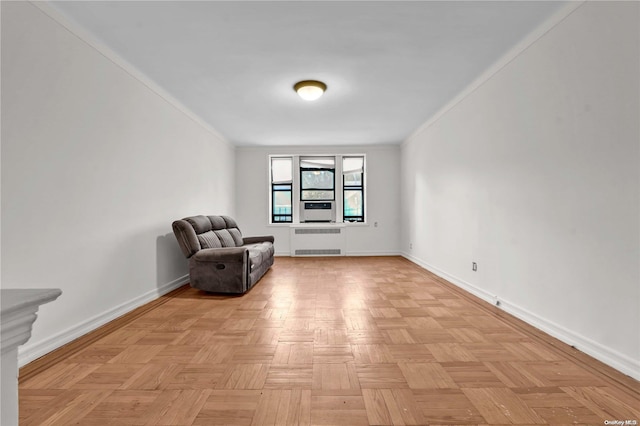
xmin=290 ymin=224 xmax=346 ymax=256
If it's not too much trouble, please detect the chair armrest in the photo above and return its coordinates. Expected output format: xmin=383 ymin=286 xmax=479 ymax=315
xmin=172 ymin=219 xmax=200 ymax=258
xmin=243 ymin=236 xmax=275 ymax=245
xmin=191 ymin=247 xmax=247 ymax=263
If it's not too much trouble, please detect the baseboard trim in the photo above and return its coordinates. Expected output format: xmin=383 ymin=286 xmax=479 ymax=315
xmin=498 ymin=297 xmax=640 ymax=381
xmin=276 ymin=251 xmax=401 ymax=257
xmin=401 ymin=252 xmax=640 ymax=382
xmin=345 ymin=251 xmax=401 ymax=257
xmin=18 ymin=275 xmax=189 ymax=380
xmin=402 ymin=252 xmax=495 ymax=303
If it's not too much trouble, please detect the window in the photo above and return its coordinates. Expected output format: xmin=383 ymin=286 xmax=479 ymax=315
xmin=300 ymin=157 xmax=335 ymax=201
xmin=343 ymin=156 xmax=365 ymax=222
xmin=269 ymin=154 xmax=366 ymax=224
xmin=271 ymin=157 xmax=292 ymax=222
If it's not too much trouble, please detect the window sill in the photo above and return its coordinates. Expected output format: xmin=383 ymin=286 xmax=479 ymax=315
xmin=268 ymin=222 xmax=369 ymax=227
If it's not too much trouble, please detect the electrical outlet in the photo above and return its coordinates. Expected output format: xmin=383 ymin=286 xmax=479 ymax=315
xmin=409 ymin=243 xmax=413 ymax=250
xmin=472 ymin=262 xmax=477 ymax=271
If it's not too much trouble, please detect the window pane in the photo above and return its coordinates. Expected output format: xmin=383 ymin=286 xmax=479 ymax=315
xmin=343 ymin=157 xmax=363 ymax=174
xmin=301 ymin=170 xmax=334 ymax=190
xmin=343 ymin=156 xmax=364 ymax=222
xmin=344 ymin=172 xmax=362 ymax=186
xmin=344 ymin=190 xmax=363 ymax=218
xmin=271 ymin=157 xmax=292 ymax=183
xmin=301 ymin=190 xmax=334 ymax=200
xmin=273 ymin=190 xmax=292 ymax=216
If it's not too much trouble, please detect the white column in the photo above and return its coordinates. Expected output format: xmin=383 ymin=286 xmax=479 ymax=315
xmin=1 ymin=289 xmax=62 ymax=426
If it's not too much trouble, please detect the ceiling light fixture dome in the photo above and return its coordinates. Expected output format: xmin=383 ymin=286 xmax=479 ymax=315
xmin=294 ymin=80 xmax=327 ymax=101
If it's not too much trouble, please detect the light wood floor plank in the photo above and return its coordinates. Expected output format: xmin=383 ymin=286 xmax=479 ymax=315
xmin=398 ymin=362 xmax=458 ymax=389
xmin=463 ymin=387 xmax=547 ymax=424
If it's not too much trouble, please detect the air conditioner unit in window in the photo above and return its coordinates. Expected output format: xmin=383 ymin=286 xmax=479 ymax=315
xmin=300 ymin=201 xmax=335 ymax=223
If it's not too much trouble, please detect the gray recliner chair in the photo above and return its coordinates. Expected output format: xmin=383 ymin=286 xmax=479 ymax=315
xmin=172 ymin=215 xmax=274 ymax=293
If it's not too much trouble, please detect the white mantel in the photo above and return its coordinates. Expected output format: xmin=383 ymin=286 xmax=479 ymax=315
xmin=1 ymin=288 xmax=62 ymax=426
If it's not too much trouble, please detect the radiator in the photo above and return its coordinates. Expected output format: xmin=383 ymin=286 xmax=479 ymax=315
xmin=290 ymin=225 xmax=346 ymax=256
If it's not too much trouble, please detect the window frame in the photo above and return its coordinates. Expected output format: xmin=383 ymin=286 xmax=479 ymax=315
xmin=342 ymin=156 xmax=365 ymax=223
xmin=271 ymin=183 xmax=292 ymax=223
xmin=270 ymin=156 xmax=293 ymax=223
xmin=268 ymin=154 xmax=366 ymax=225
xmin=299 ymin=167 xmax=336 ymax=201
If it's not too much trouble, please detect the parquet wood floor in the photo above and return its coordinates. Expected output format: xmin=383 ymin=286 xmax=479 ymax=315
xmin=20 ymin=256 xmax=639 ymax=425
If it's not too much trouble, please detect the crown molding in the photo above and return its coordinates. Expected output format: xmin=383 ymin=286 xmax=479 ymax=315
xmin=30 ymin=1 xmax=234 ymax=148
xmin=403 ymin=1 xmax=585 ymax=147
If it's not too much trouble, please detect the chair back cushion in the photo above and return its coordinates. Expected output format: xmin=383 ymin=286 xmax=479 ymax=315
xmin=214 ymin=229 xmax=236 ymax=247
xmin=197 ymin=231 xmax=223 ymax=249
xmin=172 ymin=215 xmax=243 ymax=258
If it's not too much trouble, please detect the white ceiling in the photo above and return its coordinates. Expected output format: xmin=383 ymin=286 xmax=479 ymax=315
xmin=50 ymin=1 xmax=566 ymax=146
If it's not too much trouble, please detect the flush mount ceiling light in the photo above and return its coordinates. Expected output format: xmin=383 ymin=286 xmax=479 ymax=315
xmin=294 ymin=80 xmax=327 ymax=101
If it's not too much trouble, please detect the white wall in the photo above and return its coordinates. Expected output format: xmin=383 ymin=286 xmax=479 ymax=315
xmin=236 ymin=145 xmax=401 ymax=256
xmin=1 ymin=2 xmax=235 ymax=365
xmin=401 ymin=2 xmax=639 ymax=379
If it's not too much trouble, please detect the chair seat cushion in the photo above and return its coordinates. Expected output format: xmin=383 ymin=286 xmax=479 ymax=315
xmin=245 ymin=242 xmax=274 ymax=270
